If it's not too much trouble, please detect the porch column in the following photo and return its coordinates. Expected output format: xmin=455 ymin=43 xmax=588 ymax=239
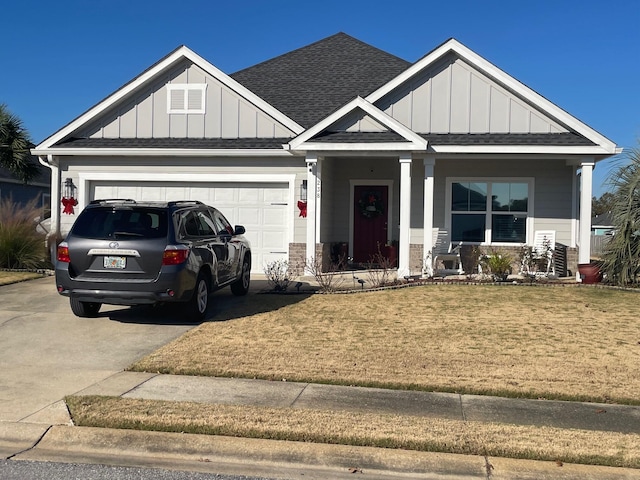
xmin=578 ymin=159 xmax=595 ymax=266
xmin=398 ymin=153 xmax=412 ymax=277
xmin=422 ymin=156 xmax=435 ymax=276
xmin=305 ymin=154 xmax=318 ymax=274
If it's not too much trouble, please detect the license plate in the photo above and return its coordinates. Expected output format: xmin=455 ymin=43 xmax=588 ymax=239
xmin=104 ymin=256 xmax=126 ymax=269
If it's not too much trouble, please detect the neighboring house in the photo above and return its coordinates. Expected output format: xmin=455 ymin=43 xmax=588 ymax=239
xmin=591 ymin=212 xmax=615 ymax=236
xmin=32 ymin=33 xmax=620 ymax=275
xmin=0 ymin=156 xmax=51 ymax=219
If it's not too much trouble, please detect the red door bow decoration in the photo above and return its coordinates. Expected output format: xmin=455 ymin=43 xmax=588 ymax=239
xmin=61 ymin=196 xmax=78 ymax=215
xmin=297 ymin=200 xmax=307 ymax=218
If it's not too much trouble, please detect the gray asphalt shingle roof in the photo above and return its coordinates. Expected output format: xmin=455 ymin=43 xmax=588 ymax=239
xmin=56 ymin=137 xmax=290 ymax=149
xmin=230 ymin=32 xmax=411 ymax=129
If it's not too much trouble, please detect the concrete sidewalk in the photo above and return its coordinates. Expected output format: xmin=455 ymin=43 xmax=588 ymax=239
xmin=81 ymin=372 xmax=640 ymax=435
xmin=3 ymin=372 xmax=640 ymax=479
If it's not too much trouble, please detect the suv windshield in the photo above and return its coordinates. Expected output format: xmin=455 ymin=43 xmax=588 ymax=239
xmin=71 ymin=207 xmax=168 ymax=239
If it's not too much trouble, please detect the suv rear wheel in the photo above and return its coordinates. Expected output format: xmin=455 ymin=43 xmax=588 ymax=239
xmin=70 ymin=298 xmax=102 ymax=318
xmin=187 ymin=272 xmax=210 ymax=321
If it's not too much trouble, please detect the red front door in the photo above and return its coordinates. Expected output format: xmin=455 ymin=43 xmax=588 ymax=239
xmin=353 ymin=185 xmax=388 ymax=263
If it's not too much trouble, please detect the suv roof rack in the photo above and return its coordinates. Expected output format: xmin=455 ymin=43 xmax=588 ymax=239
xmin=167 ymin=200 xmax=204 ymax=207
xmin=89 ymin=199 xmax=137 ymax=205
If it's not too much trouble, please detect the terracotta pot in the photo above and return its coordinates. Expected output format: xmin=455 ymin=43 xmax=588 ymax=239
xmin=578 ymin=263 xmax=602 ymax=284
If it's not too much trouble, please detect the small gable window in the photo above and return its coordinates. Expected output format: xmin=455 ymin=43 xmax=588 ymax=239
xmin=166 ymin=84 xmax=207 ymax=114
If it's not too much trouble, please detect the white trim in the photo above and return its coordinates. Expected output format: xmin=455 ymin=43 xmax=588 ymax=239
xmin=305 ymin=154 xmax=318 ymax=273
xmin=289 ymin=97 xmax=428 ymax=151
xmin=398 ymin=154 xmax=412 ymax=277
xmin=166 ymin=83 xmax=207 ymax=114
xmin=35 ymin=46 xmax=303 ymax=150
xmin=290 ymin=142 xmax=424 ymax=152
xmin=366 ymin=39 xmax=618 ymax=154
xmin=423 ymin=156 xmax=436 ymax=276
xmin=578 ymin=160 xmax=594 ymax=265
xmin=348 ymin=179 xmax=394 ymax=260
xmin=444 ymin=177 xmax=535 ymax=245
xmin=31 ymin=148 xmax=296 ymax=157
xmin=430 ymin=145 xmax=619 ymax=156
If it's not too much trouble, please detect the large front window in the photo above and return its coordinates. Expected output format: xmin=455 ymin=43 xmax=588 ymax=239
xmin=450 ymin=180 xmax=530 ymax=243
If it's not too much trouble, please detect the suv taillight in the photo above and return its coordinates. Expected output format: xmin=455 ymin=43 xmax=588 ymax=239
xmin=162 ymin=245 xmax=189 ymax=265
xmin=57 ymin=242 xmax=70 ymax=263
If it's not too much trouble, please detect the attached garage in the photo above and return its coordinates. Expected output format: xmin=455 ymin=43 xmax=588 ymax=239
xmin=90 ymin=180 xmax=292 ymax=273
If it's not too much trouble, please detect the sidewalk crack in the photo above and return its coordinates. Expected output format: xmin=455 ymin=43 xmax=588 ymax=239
xmin=289 ymin=383 xmax=309 ymax=407
xmin=6 ymin=425 xmax=53 ymax=460
xmin=484 ymin=456 xmax=494 ymax=479
xmin=458 ymin=393 xmax=467 ymax=421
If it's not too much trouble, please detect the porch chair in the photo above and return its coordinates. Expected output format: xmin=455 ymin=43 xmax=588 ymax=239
xmin=533 ymin=230 xmax=556 ymax=275
xmin=432 ymin=228 xmax=464 ymax=275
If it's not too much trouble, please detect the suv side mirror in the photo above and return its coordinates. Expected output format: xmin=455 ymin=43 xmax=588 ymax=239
xmin=234 ymin=225 xmax=246 ymax=235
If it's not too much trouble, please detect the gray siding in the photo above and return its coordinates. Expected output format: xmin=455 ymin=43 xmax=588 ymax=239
xmin=79 ymin=60 xmax=295 ymax=140
xmin=375 ymin=53 xmax=568 ymax=135
xmin=429 ymin=158 xmax=574 ymax=246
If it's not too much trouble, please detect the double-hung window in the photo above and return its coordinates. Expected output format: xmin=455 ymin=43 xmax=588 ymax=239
xmin=449 ymin=179 xmax=532 ymax=244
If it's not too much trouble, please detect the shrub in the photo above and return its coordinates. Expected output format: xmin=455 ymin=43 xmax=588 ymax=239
xmin=482 ymin=250 xmax=513 ymax=279
xmin=263 ymin=259 xmax=292 ymax=292
xmin=0 ymin=196 xmax=46 ymax=269
xmin=305 ymin=256 xmax=345 ymax=293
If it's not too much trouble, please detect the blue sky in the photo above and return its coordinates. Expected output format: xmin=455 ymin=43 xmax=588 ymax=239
xmin=2 ymin=0 xmax=638 ymax=196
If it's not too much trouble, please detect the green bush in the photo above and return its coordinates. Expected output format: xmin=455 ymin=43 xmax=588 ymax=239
xmin=0 ymin=196 xmax=47 ymax=269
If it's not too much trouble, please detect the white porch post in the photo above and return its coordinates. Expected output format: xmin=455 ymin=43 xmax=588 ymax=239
xmin=305 ymin=154 xmax=318 ymax=274
xmin=422 ymin=156 xmax=435 ymax=276
xmin=398 ymin=153 xmax=412 ymax=277
xmin=578 ymin=159 xmax=595 ymax=266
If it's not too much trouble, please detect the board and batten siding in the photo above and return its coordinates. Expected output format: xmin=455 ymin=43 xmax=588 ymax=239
xmin=78 ymin=60 xmax=295 ymax=139
xmin=374 ymin=53 xmax=568 ymax=135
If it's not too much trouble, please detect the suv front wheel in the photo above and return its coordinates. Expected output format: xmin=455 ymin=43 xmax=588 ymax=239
xmin=70 ymin=298 xmax=102 ymax=318
xmin=230 ymin=256 xmax=251 ymax=296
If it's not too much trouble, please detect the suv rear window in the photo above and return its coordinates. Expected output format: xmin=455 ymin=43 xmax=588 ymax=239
xmin=71 ymin=207 xmax=168 ymax=239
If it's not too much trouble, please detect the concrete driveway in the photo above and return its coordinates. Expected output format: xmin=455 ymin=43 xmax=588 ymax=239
xmin=0 ymin=275 xmax=268 ymax=426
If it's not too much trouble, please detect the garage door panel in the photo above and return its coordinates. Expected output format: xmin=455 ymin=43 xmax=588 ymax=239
xmin=238 ymin=189 xmax=260 ymax=203
xmin=90 ymin=181 xmax=289 ymax=273
xmin=237 ymin=207 xmax=260 ymax=226
xmin=263 ymin=208 xmax=286 ymax=227
xmin=262 ymin=231 xmax=286 ymax=249
xmin=264 ymin=188 xmax=288 ymax=203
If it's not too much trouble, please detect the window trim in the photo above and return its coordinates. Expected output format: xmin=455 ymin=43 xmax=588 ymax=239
xmin=166 ymin=83 xmax=207 ymax=114
xmin=445 ymin=177 xmax=535 ymax=245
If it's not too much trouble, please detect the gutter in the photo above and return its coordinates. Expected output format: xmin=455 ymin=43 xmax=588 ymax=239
xmin=37 ymin=154 xmax=60 ymax=264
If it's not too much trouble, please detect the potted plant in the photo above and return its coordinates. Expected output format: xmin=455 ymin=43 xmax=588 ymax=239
xmin=482 ymin=250 xmax=513 ymax=281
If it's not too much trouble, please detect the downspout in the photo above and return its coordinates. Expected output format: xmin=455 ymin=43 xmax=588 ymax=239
xmin=38 ymin=154 xmax=60 ymax=265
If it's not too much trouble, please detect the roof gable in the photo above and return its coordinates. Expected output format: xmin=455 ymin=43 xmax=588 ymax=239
xmin=288 ymin=97 xmax=427 ymax=151
xmin=230 ymin=33 xmax=411 ymax=129
xmin=35 ymin=46 xmax=303 ymax=150
xmin=366 ymin=39 xmax=618 ymax=154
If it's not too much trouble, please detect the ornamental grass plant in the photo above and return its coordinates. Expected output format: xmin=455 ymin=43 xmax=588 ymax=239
xmin=0 ymin=196 xmax=47 ymax=269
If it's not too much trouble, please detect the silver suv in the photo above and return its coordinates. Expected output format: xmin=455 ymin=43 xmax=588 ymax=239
xmin=55 ymin=199 xmax=251 ymax=320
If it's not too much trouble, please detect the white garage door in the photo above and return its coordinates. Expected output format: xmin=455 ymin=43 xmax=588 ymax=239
xmin=91 ymin=181 xmax=289 ymax=273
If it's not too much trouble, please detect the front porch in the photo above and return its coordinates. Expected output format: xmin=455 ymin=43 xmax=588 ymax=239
xmin=288 ymin=241 xmax=579 ymax=279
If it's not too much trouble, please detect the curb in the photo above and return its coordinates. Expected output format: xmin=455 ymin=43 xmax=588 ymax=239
xmin=11 ymin=425 xmax=640 ymax=480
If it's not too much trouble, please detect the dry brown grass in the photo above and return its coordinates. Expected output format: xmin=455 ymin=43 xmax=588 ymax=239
xmin=0 ymin=270 xmax=43 ymax=286
xmin=131 ymin=285 xmax=640 ymax=404
xmin=66 ymin=395 xmax=640 ymax=468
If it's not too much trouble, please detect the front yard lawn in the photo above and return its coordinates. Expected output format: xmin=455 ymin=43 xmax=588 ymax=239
xmin=68 ymin=284 xmax=640 ymax=469
xmin=131 ymin=284 xmax=640 ymax=405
